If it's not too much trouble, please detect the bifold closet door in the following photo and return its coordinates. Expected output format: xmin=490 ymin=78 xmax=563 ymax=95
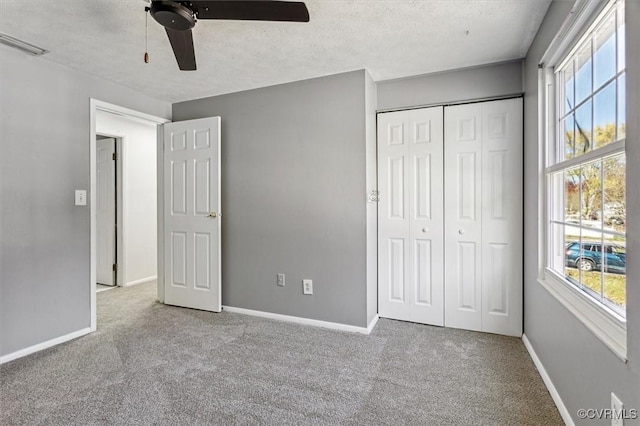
xmin=378 ymin=107 xmax=444 ymax=326
xmin=444 ymin=98 xmax=523 ymax=336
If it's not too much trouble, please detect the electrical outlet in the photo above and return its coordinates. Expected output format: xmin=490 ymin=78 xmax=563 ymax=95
xmin=75 ymin=190 xmax=87 ymax=206
xmin=303 ymin=279 xmax=313 ymax=295
xmin=277 ymin=273 xmax=285 ymax=287
xmin=611 ymin=392 xmax=624 ymax=426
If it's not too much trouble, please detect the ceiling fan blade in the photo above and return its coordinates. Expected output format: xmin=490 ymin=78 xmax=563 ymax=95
xmin=165 ymin=28 xmax=197 ymax=70
xmin=192 ymin=1 xmax=309 ymax=22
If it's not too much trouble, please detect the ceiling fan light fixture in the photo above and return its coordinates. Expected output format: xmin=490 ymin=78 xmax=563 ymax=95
xmin=0 ymin=33 xmax=49 ymax=56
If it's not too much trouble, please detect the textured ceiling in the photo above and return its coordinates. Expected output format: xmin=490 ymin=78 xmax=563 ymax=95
xmin=0 ymin=0 xmax=551 ymax=103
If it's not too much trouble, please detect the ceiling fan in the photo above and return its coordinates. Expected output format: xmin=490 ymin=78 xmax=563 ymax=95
xmin=146 ymin=0 xmax=310 ymax=71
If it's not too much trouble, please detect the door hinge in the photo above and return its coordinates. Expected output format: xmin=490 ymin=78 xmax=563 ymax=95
xmin=112 ymin=263 xmax=118 ymax=272
xmin=112 ymin=152 xmax=118 ymax=161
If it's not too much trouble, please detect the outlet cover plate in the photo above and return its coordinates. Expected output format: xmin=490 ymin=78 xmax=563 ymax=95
xmin=303 ymin=279 xmax=313 ymax=295
xmin=611 ymin=392 xmax=624 ymax=426
xmin=75 ymin=189 xmax=87 ymax=206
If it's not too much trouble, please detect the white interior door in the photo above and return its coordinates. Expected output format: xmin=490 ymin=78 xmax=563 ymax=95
xmin=378 ymin=107 xmax=444 ymax=326
xmin=444 ymin=98 xmax=523 ymax=336
xmin=96 ymin=137 xmax=116 ymax=286
xmin=163 ymin=117 xmax=221 ymax=312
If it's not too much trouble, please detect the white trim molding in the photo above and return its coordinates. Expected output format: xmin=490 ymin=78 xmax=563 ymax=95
xmin=537 ymin=0 xmax=628 ymax=364
xmin=366 ymin=315 xmax=379 ymax=334
xmin=126 ymin=275 xmax=158 ymax=287
xmin=223 ymin=306 xmax=378 ymax=335
xmin=538 ymin=275 xmax=627 ymax=361
xmin=89 ymin=99 xmax=169 ymax=332
xmin=0 ymin=328 xmax=91 ymax=364
xmin=539 ymin=0 xmax=609 ymax=67
xmin=522 ymin=334 xmax=575 ymax=426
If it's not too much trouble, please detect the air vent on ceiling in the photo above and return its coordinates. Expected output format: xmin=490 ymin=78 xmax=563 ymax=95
xmin=0 ymin=33 xmax=48 ymax=56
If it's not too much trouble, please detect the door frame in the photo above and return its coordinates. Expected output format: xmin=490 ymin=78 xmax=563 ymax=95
xmin=89 ymin=99 xmax=169 ymax=331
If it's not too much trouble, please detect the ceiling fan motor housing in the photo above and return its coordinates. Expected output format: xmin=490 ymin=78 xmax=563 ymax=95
xmin=150 ymin=1 xmax=196 ymax=31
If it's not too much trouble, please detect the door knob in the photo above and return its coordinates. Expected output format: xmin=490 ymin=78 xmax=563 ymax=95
xmin=458 ymin=229 xmax=465 ymax=235
xmin=422 ymin=228 xmax=428 ymax=233
xmin=208 ymin=212 xmax=217 ymax=218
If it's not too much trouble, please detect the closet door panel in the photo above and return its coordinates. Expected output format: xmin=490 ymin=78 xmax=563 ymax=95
xmin=378 ymin=107 xmax=444 ymax=326
xmin=481 ymin=98 xmax=523 ymax=337
xmin=378 ymin=111 xmax=411 ymax=321
xmin=444 ymin=103 xmax=483 ymax=332
xmin=408 ymin=108 xmax=444 ymax=325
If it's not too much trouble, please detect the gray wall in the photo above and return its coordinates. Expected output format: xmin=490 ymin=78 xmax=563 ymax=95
xmin=523 ymin=2 xmax=640 ymax=424
xmin=377 ymin=60 xmax=523 ymax=111
xmin=173 ymin=70 xmax=371 ymax=327
xmin=0 ymin=47 xmax=171 ymax=357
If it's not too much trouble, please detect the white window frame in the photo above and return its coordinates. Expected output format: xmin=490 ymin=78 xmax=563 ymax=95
xmin=538 ymin=0 xmax=627 ymax=361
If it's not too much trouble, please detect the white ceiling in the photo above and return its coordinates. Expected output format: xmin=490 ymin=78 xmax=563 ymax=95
xmin=0 ymin=0 xmax=551 ymax=104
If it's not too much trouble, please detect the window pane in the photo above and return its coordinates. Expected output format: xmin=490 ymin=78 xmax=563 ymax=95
xmin=564 ymin=167 xmax=581 ymax=227
xmin=593 ymin=81 xmax=616 ymax=148
xmin=550 ymin=222 xmax=566 ymax=273
xmin=603 ymin=232 xmax=625 ymax=313
xmin=580 ymin=161 xmax=602 ymax=228
xmin=575 ymin=42 xmax=592 ymax=104
xmin=575 ymin=100 xmax=592 ymax=155
xmin=549 ymin=172 xmax=564 ymax=222
xmin=618 ymin=1 xmax=625 ymax=72
xmin=563 ymin=63 xmax=575 ymax=112
xmin=563 ymin=115 xmax=576 ymax=160
xmin=603 ymin=154 xmax=626 ymax=234
xmin=564 ymin=233 xmax=603 ymax=301
xmin=618 ymin=73 xmax=626 ymax=140
xmin=579 ymin=233 xmax=603 ymax=300
xmin=594 ymin=11 xmax=616 ymax=89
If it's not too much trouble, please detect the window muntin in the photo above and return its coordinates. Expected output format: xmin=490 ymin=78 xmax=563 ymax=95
xmin=556 ymin=3 xmax=626 ymax=162
xmin=547 ymin=0 xmax=626 ymax=319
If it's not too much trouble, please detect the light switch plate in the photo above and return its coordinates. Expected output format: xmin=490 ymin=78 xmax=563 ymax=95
xmin=75 ymin=190 xmax=87 ymax=206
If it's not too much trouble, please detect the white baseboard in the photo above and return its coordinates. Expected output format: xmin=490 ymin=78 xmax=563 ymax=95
xmin=367 ymin=314 xmax=379 ymax=334
xmin=522 ymin=334 xmax=574 ymax=426
xmin=0 ymin=327 xmax=91 ymax=365
xmin=125 ymin=275 xmax=158 ymax=287
xmin=222 ymin=306 xmax=376 ymax=335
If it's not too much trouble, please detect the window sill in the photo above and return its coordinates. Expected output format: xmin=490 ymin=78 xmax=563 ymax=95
xmin=537 ymin=271 xmax=627 ymax=362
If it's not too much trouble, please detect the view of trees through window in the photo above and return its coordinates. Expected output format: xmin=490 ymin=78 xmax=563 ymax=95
xmin=548 ymin=0 xmax=626 ymax=316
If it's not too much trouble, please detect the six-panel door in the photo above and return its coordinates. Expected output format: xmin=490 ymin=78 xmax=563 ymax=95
xmin=163 ymin=117 xmax=221 ymax=312
xmin=378 ymin=107 xmax=445 ymax=326
xmin=444 ymin=98 xmax=523 ymax=336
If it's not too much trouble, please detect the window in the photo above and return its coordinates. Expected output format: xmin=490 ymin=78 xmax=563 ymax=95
xmin=541 ymin=0 xmax=626 ymax=358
